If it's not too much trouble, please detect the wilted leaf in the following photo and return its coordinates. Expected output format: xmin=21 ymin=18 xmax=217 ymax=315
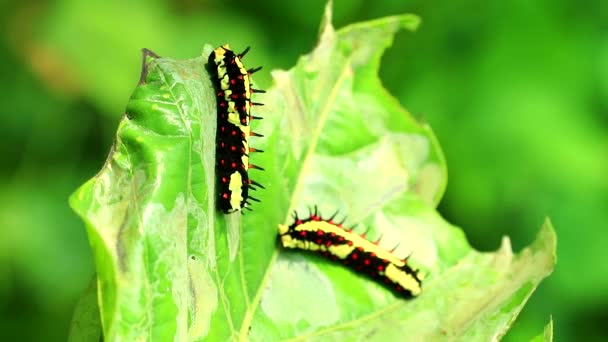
xmin=69 ymin=2 xmax=555 ymax=341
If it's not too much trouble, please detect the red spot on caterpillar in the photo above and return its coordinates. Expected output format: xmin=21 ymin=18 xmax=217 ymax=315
xmin=299 ymin=231 xmax=306 ymax=237
xmin=364 ymin=259 xmax=370 ymax=266
xmin=316 ymin=230 xmax=323 ymax=236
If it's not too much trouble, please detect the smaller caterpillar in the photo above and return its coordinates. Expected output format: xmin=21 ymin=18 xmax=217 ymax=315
xmin=278 ymin=207 xmax=424 ymax=297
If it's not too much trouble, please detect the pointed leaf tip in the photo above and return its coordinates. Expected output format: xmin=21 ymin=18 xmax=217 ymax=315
xmin=398 ymin=14 xmax=421 ymax=31
xmin=138 ymin=48 xmax=161 ymax=85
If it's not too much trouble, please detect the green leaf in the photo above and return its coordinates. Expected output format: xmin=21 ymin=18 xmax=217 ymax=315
xmin=530 ymin=317 xmax=553 ymax=342
xmin=69 ymin=2 xmax=556 ymax=341
xmin=68 ymin=279 xmax=102 ymax=342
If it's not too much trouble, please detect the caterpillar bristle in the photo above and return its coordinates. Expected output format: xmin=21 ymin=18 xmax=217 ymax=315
xmin=249 ymin=196 xmax=261 ymax=202
xmin=249 ymin=179 xmax=265 ymax=189
xmin=328 ymin=210 xmax=339 ymax=223
xmin=251 ymin=88 xmax=266 ymax=93
xmin=402 ymin=251 xmax=413 ymax=263
xmin=248 ymin=66 xmax=262 ymax=74
xmin=238 ymin=46 xmax=251 ymax=58
xmin=249 ymin=147 xmax=264 ymax=153
xmin=249 ymin=131 xmax=264 ymax=137
xmin=250 ymin=115 xmax=263 ymax=120
xmin=373 ymin=233 xmax=383 ymax=246
xmin=248 ymin=164 xmax=265 ymax=171
xmin=251 ymin=102 xmax=264 ymax=106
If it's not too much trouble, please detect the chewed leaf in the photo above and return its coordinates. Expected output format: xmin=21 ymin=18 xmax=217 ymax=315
xmin=68 ymin=1 xmax=555 ymax=341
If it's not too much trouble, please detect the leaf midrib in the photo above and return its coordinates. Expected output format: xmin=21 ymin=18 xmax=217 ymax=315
xmin=236 ymin=53 xmax=353 ymax=341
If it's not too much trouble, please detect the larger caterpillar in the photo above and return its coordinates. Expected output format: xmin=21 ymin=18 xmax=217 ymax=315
xmin=278 ymin=208 xmax=424 ymax=297
xmin=208 ymin=45 xmax=265 ymax=213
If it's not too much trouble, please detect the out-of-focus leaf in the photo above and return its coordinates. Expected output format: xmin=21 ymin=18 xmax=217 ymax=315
xmin=0 ymin=173 xmax=93 ymax=305
xmin=530 ymin=317 xmax=553 ymax=342
xmin=30 ymin=0 xmax=272 ymax=116
xmin=69 ymin=3 xmax=555 ymax=341
xmin=68 ymin=279 xmax=102 ymax=342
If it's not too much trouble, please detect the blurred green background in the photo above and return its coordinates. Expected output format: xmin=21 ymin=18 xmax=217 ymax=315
xmin=0 ymin=0 xmax=606 ymax=340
